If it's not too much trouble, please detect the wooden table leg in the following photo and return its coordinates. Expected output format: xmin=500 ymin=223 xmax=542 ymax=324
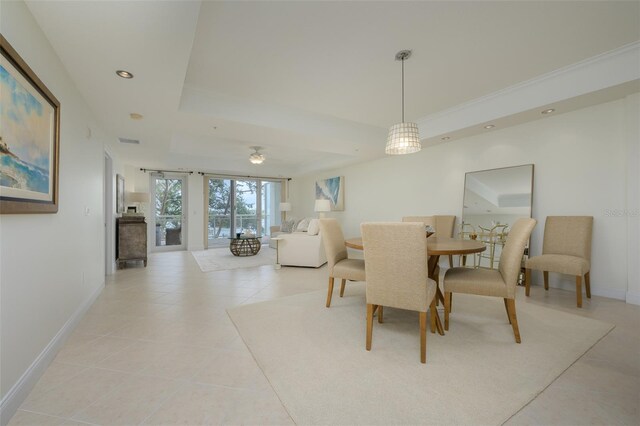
xmin=428 ymin=255 xmax=445 ymax=335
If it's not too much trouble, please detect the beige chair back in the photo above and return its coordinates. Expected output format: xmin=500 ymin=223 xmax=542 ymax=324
xmin=361 ymin=222 xmax=430 ymax=312
xmin=402 ymin=215 xmax=456 ymax=238
xmin=402 ymin=216 xmax=436 ymax=228
xmin=498 ymin=218 xmax=537 ymax=298
xmin=542 ymin=216 xmax=593 ymax=261
xmin=318 ymin=218 xmax=348 ymax=275
xmin=434 ymin=215 xmax=456 ymax=237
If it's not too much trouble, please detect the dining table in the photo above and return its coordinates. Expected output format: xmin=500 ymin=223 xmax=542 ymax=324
xmin=344 ymin=235 xmax=486 ymax=335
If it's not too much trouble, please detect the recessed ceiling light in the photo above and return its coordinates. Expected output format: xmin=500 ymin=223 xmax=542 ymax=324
xmin=541 ymin=108 xmax=555 ymax=114
xmin=441 ymin=136 xmax=451 ymax=141
xmin=130 ymin=113 xmax=143 ymax=120
xmin=484 ymin=124 xmax=495 ymax=129
xmin=116 ymin=70 xmax=133 ymax=79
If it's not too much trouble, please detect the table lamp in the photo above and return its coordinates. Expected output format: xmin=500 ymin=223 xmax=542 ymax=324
xmin=279 ymin=202 xmax=291 ymax=221
xmin=314 ymin=199 xmax=331 ymax=218
xmin=125 ymin=192 xmax=149 ymax=214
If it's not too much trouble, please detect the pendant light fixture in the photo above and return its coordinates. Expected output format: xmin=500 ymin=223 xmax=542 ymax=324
xmin=249 ymin=146 xmax=265 ymax=164
xmin=386 ymin=50 xmax=421 ymax=155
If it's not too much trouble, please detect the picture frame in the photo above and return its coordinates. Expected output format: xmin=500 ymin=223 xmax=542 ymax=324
xmin=1 ymin=35 xmax=60 ymax=214
xmin=315 ymin=176 xmax=345 ymax=211
xmin=116 ymin=174 xmax=125 ymax=214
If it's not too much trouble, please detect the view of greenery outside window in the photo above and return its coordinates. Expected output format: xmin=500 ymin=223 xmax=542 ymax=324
xmin=207 ymin=177 xmax=282 ymax=248
xmin=154 ymin=178 xmax=183 ymax=246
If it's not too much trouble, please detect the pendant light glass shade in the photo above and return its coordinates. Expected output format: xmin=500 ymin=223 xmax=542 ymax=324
xmin=386 ymin=50 xmax=421 ymax=155
xmin=386 ymin=122 xmax=421 ymax=155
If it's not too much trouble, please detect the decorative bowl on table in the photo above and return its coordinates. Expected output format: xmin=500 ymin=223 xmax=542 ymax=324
xmin=425 ymin=225 xmax=435 ymax=237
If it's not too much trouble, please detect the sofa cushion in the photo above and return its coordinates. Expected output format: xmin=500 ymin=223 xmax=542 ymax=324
xmin=281 ymin=219 xmax=296 ymax=233
xmin=307 ymin=219 xmax=320 ymax=236
xmin=296 ymin=217 xmax=312 ymax=232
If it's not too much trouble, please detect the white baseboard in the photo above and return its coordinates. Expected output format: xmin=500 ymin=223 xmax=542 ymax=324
xmin=626 ymin=291 xmax=640 ymax=305
xmin=0 ymin=282 xmax=105 ymax=426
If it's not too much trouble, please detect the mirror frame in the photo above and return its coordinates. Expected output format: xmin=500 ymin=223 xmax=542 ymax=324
xmin=461 ymin=163 xmax=535 ymax=269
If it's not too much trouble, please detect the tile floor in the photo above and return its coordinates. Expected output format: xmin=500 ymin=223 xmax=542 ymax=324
xmin=8 ymin=250 xmax=640 ymax=425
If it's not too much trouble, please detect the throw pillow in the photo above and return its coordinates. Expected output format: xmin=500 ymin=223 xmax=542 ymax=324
xmin=296 ymin=217 xmax=312 ymax=232
xmin=307 ymin=218 xmax=320 ymax=236
xmin=280 ymin=219 xmax=296 ymax=233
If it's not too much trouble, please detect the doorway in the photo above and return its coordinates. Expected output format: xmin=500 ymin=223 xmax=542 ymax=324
xmin=150 ymin=173 xmax=188 ymax=251
xmin=104 ymin=152 xmax=114 ymax=275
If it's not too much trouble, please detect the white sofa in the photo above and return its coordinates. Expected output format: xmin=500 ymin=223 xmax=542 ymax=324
xmin=270 ymin=225 xmax=327 ymax=268
xmin=278 ymin=231 xmax=327 ymax=267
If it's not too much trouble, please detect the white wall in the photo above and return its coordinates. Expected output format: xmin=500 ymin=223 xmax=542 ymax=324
xmin=187 ymin=175 xmax=205 ymax=251
xmin=0 ymin=1 xmax=114 ymax=420
xmin=291 ymin=96 xmax=639 ymax=302
xmin=625 ymin=93 xmax=640 ymax=304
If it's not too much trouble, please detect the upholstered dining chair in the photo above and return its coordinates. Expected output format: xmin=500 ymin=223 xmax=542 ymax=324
xmin=443 ymin=218 xmax=536 ymax=343
xmin=318 ymin=219 xmax=366 ymax=308
xmin=402 ymin=215 xmax=456 ymax=267
xmin=525 ymin=216 xmax=593 ymax=308
xmin=361 ymin=222 xmax=438 ymax=363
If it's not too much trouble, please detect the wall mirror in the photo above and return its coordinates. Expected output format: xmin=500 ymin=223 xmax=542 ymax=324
xmin=461 ymin=164 xmax=534 ymax=270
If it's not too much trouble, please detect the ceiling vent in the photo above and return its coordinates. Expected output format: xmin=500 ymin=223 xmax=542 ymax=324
xmin=118 ymin=137 xmax=140 ymax=145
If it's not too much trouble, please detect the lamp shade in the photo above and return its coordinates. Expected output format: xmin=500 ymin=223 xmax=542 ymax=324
xmin=125 ymin=192 xmax=149 ymax=203
xmin=314 ymin=199 xmax=331 ymax=212
xmin=385 ymin=122 xmax=421 ymax=155
xmin=279 ymin=202 xmax=291 ymax=212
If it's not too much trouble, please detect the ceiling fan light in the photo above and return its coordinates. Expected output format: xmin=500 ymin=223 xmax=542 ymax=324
xmin=249 ymin=152 xmax=265 ymax=164
xmin=385 ymin=122 xmax=421 ymax=155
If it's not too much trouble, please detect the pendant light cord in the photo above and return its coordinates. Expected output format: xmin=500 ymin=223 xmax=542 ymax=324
xmin=401 ymin=57 xmax=405 ymax=123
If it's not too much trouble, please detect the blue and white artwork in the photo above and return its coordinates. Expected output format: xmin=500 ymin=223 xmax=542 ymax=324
xmin=315 ymin=176 xmax=344 ymax=211
xmin=1 ymin=60 xmax=55 ymax=202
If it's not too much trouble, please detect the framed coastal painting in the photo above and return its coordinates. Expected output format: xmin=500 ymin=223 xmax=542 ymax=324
xmin=1 ymin=35 xmax=60 ymax=214
xmin=315 ymin=176 xmax=344 ymax=211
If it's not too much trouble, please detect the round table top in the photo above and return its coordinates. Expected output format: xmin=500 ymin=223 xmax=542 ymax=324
xmin=344 ymin=236 xmax=486 ymax=255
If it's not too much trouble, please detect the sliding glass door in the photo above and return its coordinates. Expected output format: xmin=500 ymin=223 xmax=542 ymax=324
xmin=206 ymin=177 xmax=282 ymax=248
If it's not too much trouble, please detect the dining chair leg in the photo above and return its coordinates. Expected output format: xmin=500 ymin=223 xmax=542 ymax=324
xmin=326 ymin=277 xmax=335 ymax=308
xmin=444 ymin=291 xmax=451 ymax=331
xmin=576 ymin=275 xmax=583 ymax=308
xmin=525 ymin=268 xmax=532 ymax=296
xmin=378 ymin=306 xmax=384 ymax=324
xmin=366 ymin=304 xmax=374 ymax=351
xmin=506 ymin=299 xmax=521 ymax=343
xmin=462 ymin=255 xmax=467 ymax=267
xmin=429 ymin=300 xmax=437 ymax=334
xmin=585 ymin=271 xmax=591 ymax=298
xmin=419 ymin=311 xmax=427 ymax=363
xmin=543 ymin=271 xmax=549 ymax=290
xmin=448 ymin=255 xmax=453 ymax=268
xmin=503 ymin=298 xmax=512 ymax=324
xmin=449 ymin=292 xmax=452 ymax=312
xmin=339 ymin=279 xmax=346 ymax=297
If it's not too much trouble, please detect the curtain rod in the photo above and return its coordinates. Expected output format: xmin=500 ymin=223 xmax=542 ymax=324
xmin=197 ymin=171 xmax=291 ymax=181
xmin=140 ymin=168 xmax=194 ymax=175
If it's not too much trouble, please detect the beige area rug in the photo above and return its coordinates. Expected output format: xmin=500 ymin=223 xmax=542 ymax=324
xmin=191 ymin=246 xmax=276 ymax=272
xmin=228 ymin=283 xmax=613 ymax=425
